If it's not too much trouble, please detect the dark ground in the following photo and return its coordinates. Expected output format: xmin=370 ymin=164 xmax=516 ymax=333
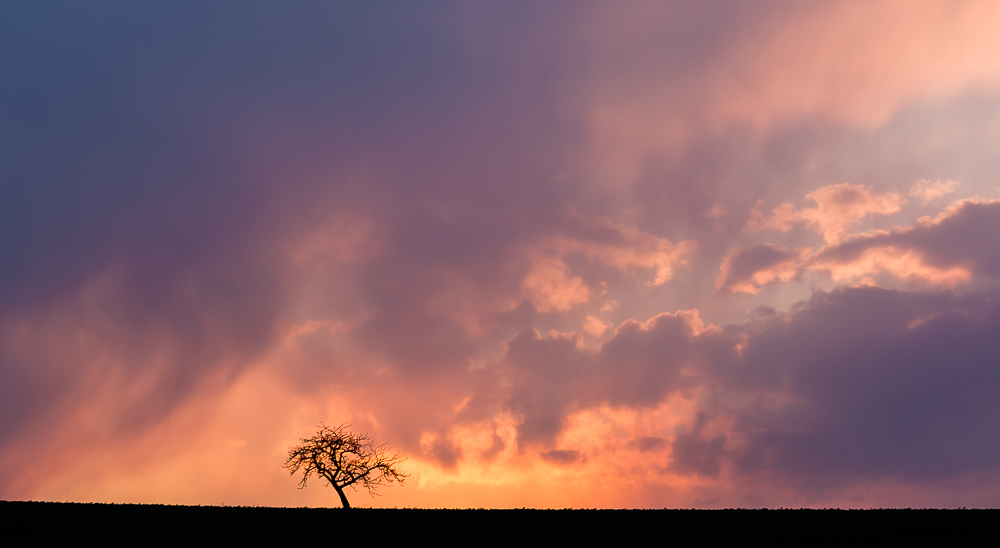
xmin=1 ymin=500 xmax=993 ymax=546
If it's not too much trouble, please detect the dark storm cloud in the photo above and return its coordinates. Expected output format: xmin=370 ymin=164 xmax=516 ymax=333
xmin=0 ymin=1 xmax=542 ymax=471
xmin=733 ymin=287 xmax=1000 ymax=486
xmin=0 ymin=1 xmax=612 ymax=490
xmin=669 ymin=413 xmax=726 ymax=477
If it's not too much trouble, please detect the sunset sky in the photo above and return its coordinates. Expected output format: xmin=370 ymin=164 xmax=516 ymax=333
xmin=4 ymin=1 xmax=1000 ymax=508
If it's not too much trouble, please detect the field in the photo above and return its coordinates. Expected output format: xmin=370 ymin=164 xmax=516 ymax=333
xmin=1 ymin=501 xmax=992 ymax=545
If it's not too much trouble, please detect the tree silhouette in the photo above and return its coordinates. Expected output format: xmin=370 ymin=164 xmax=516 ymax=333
xmin=284 ymin=423 xmax=408 ymax=509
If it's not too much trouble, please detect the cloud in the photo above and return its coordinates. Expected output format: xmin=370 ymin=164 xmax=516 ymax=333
xmin=812 ymin=246 xmax=972 ymax=287
xmin=723 ymin=195 xmax=1000 ymax=293
xmin=909 ymin=179 xmax=960 ymax=204
xmin=731 ymin=287 xmax=1000 ymax=486
xmin=521 ymin=215 xmax=696 ymax=312
xmin=813 ymin=197 xmax=1000 ymax=282
xmin=746 ymin=183 xmax=907 ymax=244
xmin=716 ymin=244 xmax=810 ymax=294
xmin=5 ymin=2 xmax=1000 ymax=508
xmin=669 ymin=413 xmax=726 ymax=478
xmin=0 ymin=261 xmax=287 ymax=495
xmin=539 ymin=449 xmax=585 ymax=465
xmin=582 ymin=315 xmax=611 ymax=338
xmin=569 ymin=1 xmax=1000 ymax=188
xmin=521 ymin=254 xmax=592 ymax=313
xmin=470 ymin=309 xmax=723 ymax=452
xmin=474 ymin=285 xmax=1000 ymax=493
xmin=630 ymin=436 xmax=667 ymax=452
xmin=23 ymin=284 xmax=1000 ymax=505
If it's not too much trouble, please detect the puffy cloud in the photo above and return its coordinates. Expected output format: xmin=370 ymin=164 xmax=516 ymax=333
xmin=812 ymin=197 xmax=1000 ymax=283
xmin=343 ymin=283 xmax=997 ymax=503
xmin=813 ymin=246 xmax=972 ymax=287
xmin=521 ymin=215 xmax=696 ymax=312
xmin=582 ymin=315 xmax=612 ymax=338
xmin=723 ymin=194 xmax=1000 ymax=293
xmin=481 ymin=286 xmax=1000 ymax=495
xmin=746 ymin=183 xmax=907 ymax=244
xmin=463 ymin=309 xmax=725 ymax=454
xmin=521 ymin=254 xmax=592 ymax=313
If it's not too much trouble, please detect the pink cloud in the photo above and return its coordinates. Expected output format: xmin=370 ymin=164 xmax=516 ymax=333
xmin=520 ymin=215 xmax=696 ymax=312
xmin=569 ymin=1 xmax=1000 ymax=188
xmin=722 ymin=193 xmax=1000 ymax=293
xmin=521 ymin=254 xmax=592 ymax=313
xmin=746 ymin=183 xmax=906 ymax=243
xmin=909 ymin=179 xmax=960 ymax=204
xmin=716 ymin=245 xmax=810 ymax=294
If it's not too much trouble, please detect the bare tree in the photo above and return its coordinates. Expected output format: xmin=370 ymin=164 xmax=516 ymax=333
xmin=284 ymin=422 xmax=408 ymax=509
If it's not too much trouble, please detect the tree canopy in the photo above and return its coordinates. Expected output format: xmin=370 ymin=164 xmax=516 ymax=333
xmin=284 ymin=423 xmax=408 ymax=508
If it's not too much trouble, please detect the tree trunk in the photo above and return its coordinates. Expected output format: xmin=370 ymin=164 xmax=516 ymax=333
xmin=333 ymin=485 xmax=351 ymax=509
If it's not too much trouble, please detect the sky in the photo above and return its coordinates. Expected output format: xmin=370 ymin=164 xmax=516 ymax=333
xmin=3 ymin=1 xmax=1000 ymax=508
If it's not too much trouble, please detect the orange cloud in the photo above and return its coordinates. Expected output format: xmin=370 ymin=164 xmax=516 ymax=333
xmin=15 ymin=281 xmax=1000 ymax=509
xmin=522 ymin=254 xmax=592 ymax=313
